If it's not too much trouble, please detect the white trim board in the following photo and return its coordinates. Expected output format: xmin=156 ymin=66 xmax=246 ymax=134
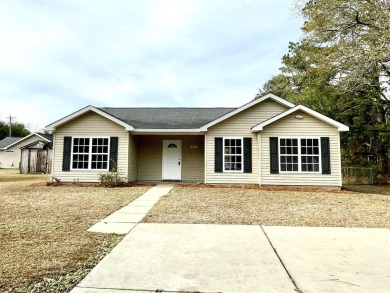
xmin=45 ymin=105 xmax=134 ymax=131
xmin=252 ymin=105 xmax=349 ymax=132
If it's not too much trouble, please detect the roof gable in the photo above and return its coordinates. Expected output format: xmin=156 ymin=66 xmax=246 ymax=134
xmin=0 ymin=133 xmax=52 ymax=150
xmin=252 ymin=105 xmax=349 ymax=132
xmin=199 ymin=93 xmax=295 ymax=131
xmin=45 ymin=106 xmax=135 ymax=131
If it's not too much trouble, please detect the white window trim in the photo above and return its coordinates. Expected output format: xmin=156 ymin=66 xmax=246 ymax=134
xmin=278 ymin=136 xmax=322 ymax=174
xmin=223 ymin=137 xmax=244 ymax=173
xmin=70 ymin=136 xmax=111 ymax=171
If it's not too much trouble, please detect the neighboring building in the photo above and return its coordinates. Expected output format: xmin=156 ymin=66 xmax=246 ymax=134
xmin=45 ymin=93 xmax=349 ymax=187
xmin=20 ymin=140 xmax=53 ymax=174
xmin=0 ymin=133 xmax=52 ymax=169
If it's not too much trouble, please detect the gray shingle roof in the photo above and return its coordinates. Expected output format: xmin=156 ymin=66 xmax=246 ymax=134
xmin=37 ymin=133 xmax=53 ymax=141
xmin=0 ymin=137 xmax=23 ymax=149
xmin=99 ymin=107 xmax=236 ymax=129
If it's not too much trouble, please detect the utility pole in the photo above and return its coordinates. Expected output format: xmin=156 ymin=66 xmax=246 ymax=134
xmin=8 ymin=115 xmax=16 ymax=137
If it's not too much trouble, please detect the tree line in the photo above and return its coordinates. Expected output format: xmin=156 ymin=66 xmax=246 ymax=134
xmin=258 ymin=0 xmax=389 ymax=174
xmin=0 ymin=121 xmax=30 ymax=141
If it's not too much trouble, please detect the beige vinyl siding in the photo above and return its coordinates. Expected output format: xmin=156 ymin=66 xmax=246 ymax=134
xmin=261 ymin=110 xmax=342 ymax=187
xmin=0 ymin=134 xmax=48 ymax=169
xmin=128 ymin=134 xmax=138 ymax=181
xmin=137 ymin=135 xmax=204 ymax=182
xmin=52 ymin=111 xmax=129 ymax=182
xmin=205 ymin=99 xmax=288 ymax=184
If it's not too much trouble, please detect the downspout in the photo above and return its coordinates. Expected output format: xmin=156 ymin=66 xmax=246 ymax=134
xmin=257 ymin=132 xmax=261 ymax=186
xmin=51 ymin=131 xmax=56 ymax=179
xmin=204 ymin=134 xmax=207 ymax=183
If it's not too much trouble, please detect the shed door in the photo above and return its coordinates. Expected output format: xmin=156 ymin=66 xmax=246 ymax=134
xmin=162 ymin=140 xmax=182 ymax=180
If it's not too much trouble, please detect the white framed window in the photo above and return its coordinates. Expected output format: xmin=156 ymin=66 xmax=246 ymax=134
xmin=71 ymin=137 xmax=110 ymax=170
xmin=279 ymin=137 xmax=321 ymax=173
xmin=223 ymin=138 xmax=243 ymax=172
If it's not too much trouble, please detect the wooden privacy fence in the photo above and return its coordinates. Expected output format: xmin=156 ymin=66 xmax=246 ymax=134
xmin=20 ymin=141 xmax=53 ymax=174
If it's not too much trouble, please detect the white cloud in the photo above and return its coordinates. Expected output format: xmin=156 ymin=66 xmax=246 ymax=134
xmin=0 ymin=0 xmax=302 ymax=130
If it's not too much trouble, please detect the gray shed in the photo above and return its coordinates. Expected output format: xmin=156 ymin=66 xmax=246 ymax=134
xmin=20 ymin=140 xmax=53 ymax=174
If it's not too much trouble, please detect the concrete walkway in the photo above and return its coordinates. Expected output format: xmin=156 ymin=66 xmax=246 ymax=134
xmin=263 ymin=226 xmax=390 ymax=293
xmin=87 ymin=184 xmax=173 ymax=234
xmin=71 ymin=224 xmax=390 ymax=293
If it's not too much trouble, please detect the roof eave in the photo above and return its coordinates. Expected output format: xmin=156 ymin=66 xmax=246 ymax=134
xmin=132 ymin=129 xmax=205 ymax=135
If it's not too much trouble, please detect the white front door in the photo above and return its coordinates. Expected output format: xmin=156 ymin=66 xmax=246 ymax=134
xmin=162 ymin=140 xmax=182 ymax=180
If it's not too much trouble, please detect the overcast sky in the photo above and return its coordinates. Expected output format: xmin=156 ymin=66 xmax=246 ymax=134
xmin=0 ymin=0 xmax=302 ymax=131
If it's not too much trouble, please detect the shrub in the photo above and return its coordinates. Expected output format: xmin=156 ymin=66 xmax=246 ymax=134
xmin=99 ymin=165 xmax=126 ymax=187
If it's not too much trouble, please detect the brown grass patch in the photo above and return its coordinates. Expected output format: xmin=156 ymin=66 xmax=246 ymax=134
xmin=344 ymin=184 xmax=390 ymax=195
xmin=143 ymin=186 xmax=390 ymax=228
xmin=0 ymin=175 xmax=150 ymax=291
xmin=0 ymin=168 xmax=47 ymax=182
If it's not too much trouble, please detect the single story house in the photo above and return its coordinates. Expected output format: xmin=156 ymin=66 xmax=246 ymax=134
xmin=45 ymin=93 xmax=349 ymax=187
xmin=0 ymin=133 xmax=52 ymax=169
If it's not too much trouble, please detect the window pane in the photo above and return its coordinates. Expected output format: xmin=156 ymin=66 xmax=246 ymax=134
xmin=223 ymin=139 xmax=242 ymax=172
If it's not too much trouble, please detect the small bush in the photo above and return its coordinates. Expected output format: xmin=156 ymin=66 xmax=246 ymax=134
xmin=99 ymin=165 xmax=127 ymax=187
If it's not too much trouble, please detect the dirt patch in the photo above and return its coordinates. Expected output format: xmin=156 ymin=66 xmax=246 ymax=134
xmin=143 ymin=186 xmax=390 ymax=228
xmin=0 ymin=179 xmax=150 ymax=291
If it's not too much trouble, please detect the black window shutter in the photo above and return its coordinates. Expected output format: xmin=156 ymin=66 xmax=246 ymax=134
xmin=215 ymin=137 xmax=223 ymax=172
xmin=109 ymin=137 xmax=119 ymax=171
xmin=62 ymin=136 xmax=72 ymax=171
xmin=243 ymin=137 xmax=252 ymax=173
xmin=321 ymin=137 xmax=331 ymax=174
xmin=270 ymin=137 xmax=279 ymax=174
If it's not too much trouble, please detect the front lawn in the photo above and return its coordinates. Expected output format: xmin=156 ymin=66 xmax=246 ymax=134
xmin=0 ymin=168 xmax=46 ymax=182
xmin=143 ymin=185 xmax=390 ymax=228
xmin=0 ymin=173 xmax=150 ymax=292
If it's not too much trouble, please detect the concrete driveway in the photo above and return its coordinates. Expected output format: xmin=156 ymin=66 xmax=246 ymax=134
xmin=71 ymin=224 xmax=390 ymax=293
